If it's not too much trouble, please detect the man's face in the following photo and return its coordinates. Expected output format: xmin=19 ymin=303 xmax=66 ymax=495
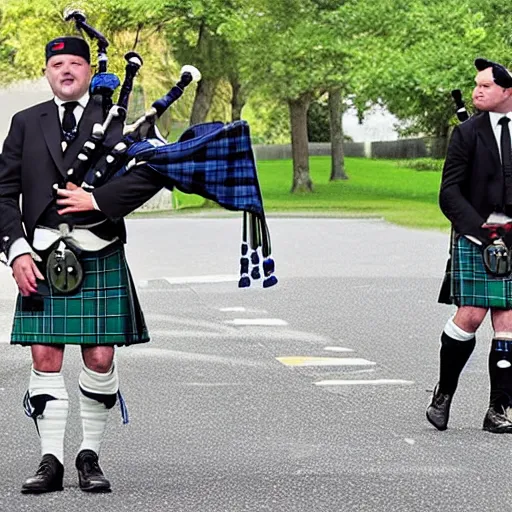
xmin=473 ymin=67 xmax=511 ymax=112
xmin=45 ymin=54 xmax=91 ymax=101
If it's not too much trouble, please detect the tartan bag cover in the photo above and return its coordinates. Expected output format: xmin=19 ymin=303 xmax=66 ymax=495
xmin=10 ymin=245 xmax=149 ymax=345
xmin=121 ymin=120 xmax=264 ymax=216
xmin=451 ymin=235 xmax=512 ymax=308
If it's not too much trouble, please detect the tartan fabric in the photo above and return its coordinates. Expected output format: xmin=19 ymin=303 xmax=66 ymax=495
xmin=451 ymin=235 xmax=512 ymax=308
xmin=10 ymin=245 xmax=149 ymax=346
xmin=121 ymin=120 xmax=264 ymax=216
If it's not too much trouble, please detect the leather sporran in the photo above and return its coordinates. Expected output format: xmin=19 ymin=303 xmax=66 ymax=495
xmin=46 ymin=242 xmax=84 ymax=294
xmin=483 ymin=240 xmax=512 ymax=277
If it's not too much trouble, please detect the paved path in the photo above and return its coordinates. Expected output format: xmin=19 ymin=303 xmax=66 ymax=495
xmin=0 ymin=217 xmax=503 ymax=511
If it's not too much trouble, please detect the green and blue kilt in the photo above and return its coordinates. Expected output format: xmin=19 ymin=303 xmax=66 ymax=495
xmin=10 ymin=244 xmax=149 ymax=346
xmin=451 ymin=235 xmax=512 ymax=309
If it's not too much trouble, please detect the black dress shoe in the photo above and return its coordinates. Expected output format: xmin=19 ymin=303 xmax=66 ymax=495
xmin=75 ymin=449 xmax=111 ymax=492
xmin=483 ymin=407 xmax=512 ymax=433
xmin=426 ymin=384 xmax=453 ymax=431
xmin=21 ymin=454 xmax=64 ymax=494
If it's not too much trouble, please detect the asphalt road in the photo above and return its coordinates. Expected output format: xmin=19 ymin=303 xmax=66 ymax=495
xmin=0 ymin=216 xmax=505 ymax=512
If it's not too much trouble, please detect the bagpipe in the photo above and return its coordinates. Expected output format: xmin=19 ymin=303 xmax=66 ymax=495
xmin=60 ymin=9 xmax=277 ymax=289
xmin=450 ymin=89 xmax=470 ymax=123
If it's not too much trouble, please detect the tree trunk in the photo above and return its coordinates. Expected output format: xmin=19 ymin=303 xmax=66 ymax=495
xmin=289 ymin=93 xmax=313 ymax=193
xmin=230 ymin=76 xmax=246 ymax=122
xmin=329 ymin=88 xmax=348 ymax=181
xmin=189 ymin=77 xmax=219 ymax=126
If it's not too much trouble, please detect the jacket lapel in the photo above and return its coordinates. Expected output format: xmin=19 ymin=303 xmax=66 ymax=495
xmin=40 ymin=101 xmax=65 ymax=174
xmin=476 ymin=111 xmax=501 ymax=170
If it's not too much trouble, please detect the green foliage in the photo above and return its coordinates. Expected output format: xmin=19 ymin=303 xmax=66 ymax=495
xmin=5 ymin=0 xmax=512 ymax=143
xmin=395 ymin=158 xmax=445 ymax=172
xmin=351 ymin=0 xmax=512 ymax=136
xmin=242 ymin=98 xmax=291 ymax=144
xmin=307 ymin=99 xmax=330 ymax=142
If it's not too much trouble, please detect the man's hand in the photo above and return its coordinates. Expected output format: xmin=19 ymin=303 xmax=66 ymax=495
xmin=12 ymin=254 xmax=44 ymax=296
xmin=56 ymin=182 xmax=94 ymax=214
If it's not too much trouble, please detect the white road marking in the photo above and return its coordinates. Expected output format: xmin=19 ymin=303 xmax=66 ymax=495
xmin=277 ymin=356 xmax=375 ymax=367
xmin=164 ymin=275 xmax=238 ymax=285
xmin=219 ymin=307 xmax=248 ymax=312
xmin=225 ymin=318 xmax=288 ymax=326
xmin=404 ymin=438 xmax=416 ymax=445
xmin=146 ymin=329 xmax=332 ymax=342
xmin=117 ymin=347 xmax=265 ymax=367
xmin=179 ymin=382 xmax=243 ymax=387
xmin=323 ymin=346 xmax=354 ymax=353
xmin=314 ymin=379 xmax=415 ymax=386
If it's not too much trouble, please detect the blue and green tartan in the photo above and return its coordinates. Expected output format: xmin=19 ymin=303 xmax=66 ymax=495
xmin=451 ymin=235 xmax=512 ymax=308
xmin=11 ymin=245 xmax=149 ymax=345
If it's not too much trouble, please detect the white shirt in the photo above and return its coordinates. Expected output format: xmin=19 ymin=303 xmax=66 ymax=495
xmin=488 ymin=111 xmax=512 ymax=161
xmin=7 ymin=93 xmax=116 ymax=264
xmin=54 ymin=92 xmax=89 ymax=127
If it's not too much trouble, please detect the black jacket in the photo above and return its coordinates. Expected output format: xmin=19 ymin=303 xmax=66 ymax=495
xmin=0 ymin=95 xmax=164 ymax=254
xmin=440 ymin=111 xmax=508 ymax=242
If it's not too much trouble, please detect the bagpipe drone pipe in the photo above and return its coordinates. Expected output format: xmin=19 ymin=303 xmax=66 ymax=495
xmin=450 ymin=89 xmax=470 ymax=122
xmin=59 ymin=9 xmax=278 ymax=289
xmin=60 ymin=8 xmax=143 ymax=187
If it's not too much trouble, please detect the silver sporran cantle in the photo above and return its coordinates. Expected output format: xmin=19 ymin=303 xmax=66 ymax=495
xmin=483 ymin=240 xmax=512 ymax=277
xmin=46 ymin=241 xmax=84 ymax=294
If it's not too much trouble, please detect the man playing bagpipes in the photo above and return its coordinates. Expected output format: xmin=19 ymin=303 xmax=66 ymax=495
xmin=0 ymin=31 xmax=169 ymax=493
xmin=0 ymin=8 xmax=276 ymax=495
xmin=426 ymin=58 xmax=512 ymax=433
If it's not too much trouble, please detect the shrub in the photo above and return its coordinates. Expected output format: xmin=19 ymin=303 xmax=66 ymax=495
xmin=395 ymin=158 xmax=444 ymax=172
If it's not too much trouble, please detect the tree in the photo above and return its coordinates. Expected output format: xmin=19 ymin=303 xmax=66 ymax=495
xmin=238 ymin=0 xmax=355 ymax=192
xmin=350 ymin=0 xmax=510 ymax=137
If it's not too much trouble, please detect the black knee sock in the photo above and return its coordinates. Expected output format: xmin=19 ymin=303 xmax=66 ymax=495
xmin=489 ymin=339 xmax=512 ymax=411
xmin=438 ymin=331 xmax=476 ymax=395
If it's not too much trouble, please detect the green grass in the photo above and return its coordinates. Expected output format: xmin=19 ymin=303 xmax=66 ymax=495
xmin=147 ymin=156 xmax=451 ymax=232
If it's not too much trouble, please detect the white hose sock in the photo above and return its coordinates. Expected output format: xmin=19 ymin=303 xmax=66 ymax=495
xmin=444 ymin=316 xmax=475 ymax=341
xmin=28 ymin=368 xmax=68 ymax=464
xmin=78 ymin=364 xmax=119 ymax=455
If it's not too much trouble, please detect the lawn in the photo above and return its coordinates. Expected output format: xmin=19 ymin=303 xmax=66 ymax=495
xmin=140 ymin=156 xmax=451 ymax=232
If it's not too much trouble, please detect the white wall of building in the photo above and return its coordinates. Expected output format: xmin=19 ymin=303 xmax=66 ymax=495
xmin=343 ymin=104 xmax=403 ymax=142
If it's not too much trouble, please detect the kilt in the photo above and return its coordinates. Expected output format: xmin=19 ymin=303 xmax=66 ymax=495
xmin=451 ymin=235 xmax=512 ymax=309
xmin=10 ymin=244 xmax=149 ymax=346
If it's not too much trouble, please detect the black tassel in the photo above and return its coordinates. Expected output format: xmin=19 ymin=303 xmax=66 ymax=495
xmin=238 ymin=212 xmax=251 ymax=288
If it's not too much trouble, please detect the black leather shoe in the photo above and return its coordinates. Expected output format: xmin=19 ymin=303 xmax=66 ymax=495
xmin=426 ymin=384 xmax=453 ymax=431
xmin=21 ymin=454 xmax=64 ymax=494
xmin=75 ymin=449 xmax=111 ymax=492
xmin=483 ymin=407 xmax=512 ymax=433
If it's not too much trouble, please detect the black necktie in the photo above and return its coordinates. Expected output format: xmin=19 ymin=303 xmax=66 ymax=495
xmin=61 ymin=101 xmax=79 ymax=142
xmin=499 ymin=116 xmax=512 ymax=206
